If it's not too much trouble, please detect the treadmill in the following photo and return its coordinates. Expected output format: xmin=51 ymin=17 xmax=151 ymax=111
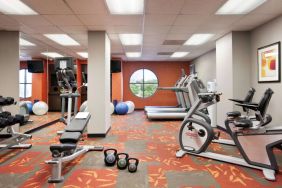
xmin=144 ymin=69 xmax=188 ymax=112
xmin=146 ymin=74 xmax=196 ymax=120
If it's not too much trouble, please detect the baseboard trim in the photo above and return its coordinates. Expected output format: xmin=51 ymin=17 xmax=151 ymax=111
xmin=25 ymin=118 xmax=61 ymax=134
xmin=88 ymin=126 xmax=111 ymax=138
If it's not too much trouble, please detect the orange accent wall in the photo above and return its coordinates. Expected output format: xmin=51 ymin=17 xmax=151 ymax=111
xmin=20 ymin=60 xmax=47 ymax=103
xmin=112 ymin=72 xmax=123 ymax=101
xmin=111 ymin=58 xmax=123 ymax=101
xmin=123 ymin=61 xmax=190 ymax=109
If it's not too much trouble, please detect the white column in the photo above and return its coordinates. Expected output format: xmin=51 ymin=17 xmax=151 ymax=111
xmin=87 ymin=31 xmax=111 ymax=136
xmin=216 ymin=32 xmax=251 ymax=124
xmin=0 ymin=31 xmax=20 ymax=132
xmin=0 ymin=31 xmax=19 ymax=114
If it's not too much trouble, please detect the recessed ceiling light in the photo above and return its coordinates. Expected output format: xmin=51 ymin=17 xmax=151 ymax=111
xmin=119 ymin=34 xmax=143 ymax=46
xmin=126 ymin=52 xmax=141 ymax=58
xmin=20 ymin=38 xmax=35 ymax=46
xmin=184 ymin=34 xmax=214 ymax=46
xmin=44 ymin=34 xmax=80 ymax=46
xmin=216 ymin=0 xmax=267 ymax=15
xmin=0 ymin=0 xmax=37 ymax=15
xmin=41 ymin=52 xmax=63 ymax=58
xmin=105 ymin=0 xmax=144 ymax=14
xmin=77 ymin=52 xmax=88 ymax=59
xmin=171 ymin=52 xmax=189 ymax=58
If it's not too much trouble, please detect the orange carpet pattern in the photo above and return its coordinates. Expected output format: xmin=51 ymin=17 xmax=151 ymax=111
xmin=0 ymin=111 xmax=281 ymax=188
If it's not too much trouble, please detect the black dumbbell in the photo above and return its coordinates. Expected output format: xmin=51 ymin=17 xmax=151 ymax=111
xmin=104 ymin=148 xmax=117 ymax=166
xmin=0 ymin=117 xmax=8 ymax=128
xmin=116 ymin=153 xmax=129 ymax=170
xmin=128 ymin=158 xmax=139 ymax=173
xmin=0 ymin=111 xmax=12 ymax=118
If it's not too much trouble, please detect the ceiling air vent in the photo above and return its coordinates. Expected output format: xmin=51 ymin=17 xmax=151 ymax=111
xmin=157 ymin=52 xmax=174 ymax=56
xmin=111 ymin=52 xmax=125 ymax=56
xmin=162 ymin=40 xmax=186 ymax=45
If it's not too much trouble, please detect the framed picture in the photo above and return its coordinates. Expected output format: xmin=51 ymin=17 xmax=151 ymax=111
xmin=258 ymin=42 xmax=281 ymax=83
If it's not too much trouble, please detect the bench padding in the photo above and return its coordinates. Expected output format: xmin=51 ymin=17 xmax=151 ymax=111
xmin=64 ymin=114 xmax=91 ymax=133
xmin=60 ymin=132 xmax=81 ymax=144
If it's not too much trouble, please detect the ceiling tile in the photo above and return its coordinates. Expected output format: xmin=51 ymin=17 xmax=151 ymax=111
xmin=44 ymin=15 xmax=83 ymax=26
xmin=11 ymin=16 xmax=52 ymax=26
xmin=144 ymin=25 xmax=171 ymax=35
xmin=112 ymin=25 xmax=143 ymax=34
xmin=0 ymin=15 xmax=19 ymax=26
xmin=174 ymin=14 xmax=209 ymax=26
xmin=24 ymin=25 xmax=62 ymax=34
xmin=22 ymin=0 xmax=73 ymax=14
xmin=79 ymin=14 xmax=143 ymax=26
xmin=169 ymin=25 xmax=197 ymax=34
xmin=166 ymin=33 xmax=192 ymax=40
xmin=124 ymin=46 xmax=142 ymax=52
xmin=181 ymin=0 xmax=225 ymax=14
xmin=145 ymin=14 xmax=177 ymax=26
xmin=143 ymin=34 xmax=166 ymax=45
xmin=202 ymin=15 xmax=243 ymax=29
xmin=160 ymin=45 xmax=179 ymax=51
xmin=66 ymin=0 xmax=107 ymax=14
xmin=59 ymin=26 xmax=87 ymax=34
xmin=234 ymin=14 xmax=278 ymax=27
xmin=250 ymin=0 xmax=282 ymax=15
xmin=146 ymin=0 xmax=184 ymax=14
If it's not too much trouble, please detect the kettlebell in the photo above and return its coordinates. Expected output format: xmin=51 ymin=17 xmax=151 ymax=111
xmin=128 ymin=158 xmax=139 ymax=173
xmin=104 ymin=148 xmax=117 ymax=166
xmin=116 ymin=153 xmax=129 ymax=170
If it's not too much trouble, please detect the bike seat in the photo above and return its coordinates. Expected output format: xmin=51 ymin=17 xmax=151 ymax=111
xmin=226 ymin=111 xmax=241 ymax=118
xmin=234 ymin=119 xmax=253 ymax=128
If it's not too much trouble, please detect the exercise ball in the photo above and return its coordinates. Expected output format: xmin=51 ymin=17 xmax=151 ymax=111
xmin=125 ymin=101 xmax=135 ymax=114
xmin=32 ymin=101 xmax=48 ymax=116
xmin=80 ymin=101 xmax=88 ymax=112
xmin=110 ymin=102 xmax=115 ymax=114
xmin=24 ymin=101 xmax=33 ymax=114
xmin=115 ymin=102 xmax=128 ymax=115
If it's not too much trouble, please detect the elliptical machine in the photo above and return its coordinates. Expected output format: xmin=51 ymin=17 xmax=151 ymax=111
xmin=176 ymin=77 xmax=282 ymax=181
xmin=55 ymin=57 xmax=80 ymax=133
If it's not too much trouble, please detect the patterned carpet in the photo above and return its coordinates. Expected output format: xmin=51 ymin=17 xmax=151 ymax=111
xmin=0 ymin=111 xmax=281 ymax=188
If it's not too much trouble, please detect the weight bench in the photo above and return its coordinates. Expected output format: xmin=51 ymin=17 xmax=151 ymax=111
xmin=46 ymin=112 xmax=103 ymax=183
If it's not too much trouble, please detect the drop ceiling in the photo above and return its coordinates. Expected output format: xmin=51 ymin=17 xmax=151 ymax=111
xmin=0 ymin=0 xmax=281 ymax=61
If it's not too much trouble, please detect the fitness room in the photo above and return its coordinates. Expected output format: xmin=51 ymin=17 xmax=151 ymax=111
xmin=0 ymin=0 xmax=282 ymax=187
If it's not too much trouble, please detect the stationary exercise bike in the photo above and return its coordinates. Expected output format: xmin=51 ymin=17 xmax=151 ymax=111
xmin=176 ymin=78 xmax=282 ymax=181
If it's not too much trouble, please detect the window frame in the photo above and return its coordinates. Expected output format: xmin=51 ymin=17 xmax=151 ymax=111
xmin=129 ymin=68 xmax=159 ymax=98
xmin=19 ymin=69 xmax=32 ymax=99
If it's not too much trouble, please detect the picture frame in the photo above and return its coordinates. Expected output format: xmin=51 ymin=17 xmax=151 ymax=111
xmin=258 ymin=42 xmax=281 ymax=83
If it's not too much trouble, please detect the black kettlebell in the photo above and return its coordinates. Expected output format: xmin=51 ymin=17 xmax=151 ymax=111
xmin=104 ymin=148 xmax=117 ymax=166
xmin=116 ymin=153 xmax=129 ymax=170
xmin=128 ymin=158 xmax=139 ymax=173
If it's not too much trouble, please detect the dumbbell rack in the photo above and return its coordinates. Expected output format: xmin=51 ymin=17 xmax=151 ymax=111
xmin=0 ymin=96 xmax=32 ymax=151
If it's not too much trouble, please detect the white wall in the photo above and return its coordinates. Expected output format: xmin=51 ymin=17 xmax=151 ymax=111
xmin=191 ymin=49 xmax=216 ymax=84
xmin=232 ymin=32 xmax=251 ymax=110
xmin=250 ymin=15 xmax=282 ymax=125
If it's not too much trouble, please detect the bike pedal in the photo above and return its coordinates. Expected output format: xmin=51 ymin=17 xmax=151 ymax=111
xmin=214 ymin=131 xmax=220 ymax=140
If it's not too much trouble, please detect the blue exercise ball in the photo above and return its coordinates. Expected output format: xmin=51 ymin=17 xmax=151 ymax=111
xmin=115 ymin=102 xmax=128 ymax=115
xmin=24 ymin=101 xmax=33 ymax=114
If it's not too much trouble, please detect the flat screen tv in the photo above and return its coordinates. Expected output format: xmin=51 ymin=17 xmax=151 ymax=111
xmin=27 ymin=60 xmax=44 ymax=73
